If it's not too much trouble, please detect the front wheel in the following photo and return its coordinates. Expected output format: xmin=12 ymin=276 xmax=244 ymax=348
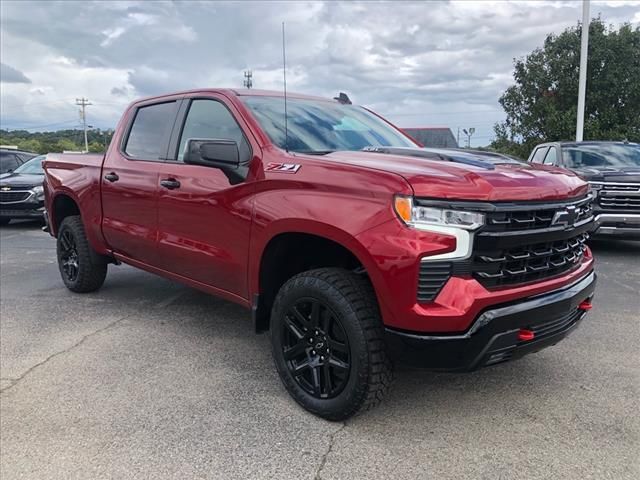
xmin=270 ymin=268 xmax=393 ymax=421
xmin=56 ymin=215 xmax=108 ymax=293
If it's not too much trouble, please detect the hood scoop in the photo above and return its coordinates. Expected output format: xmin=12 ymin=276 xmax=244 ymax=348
xmin=362 ymin=146 xmax=496 ymax=170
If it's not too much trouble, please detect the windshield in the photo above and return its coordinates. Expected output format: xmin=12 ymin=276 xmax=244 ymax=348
xmin=563 ymin=144 xmax=640 ymax=168
xmin=242 ymin=96 xmax=416 ymax=154
xmin=13 ymin=155 xmax=45 ymax=175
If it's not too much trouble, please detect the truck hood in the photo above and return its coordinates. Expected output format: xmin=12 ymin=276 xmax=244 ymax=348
xmin=324 ymin=150 xmax=588 ymax=201
xmin=570 ymin=166 xmax=640 ymax=184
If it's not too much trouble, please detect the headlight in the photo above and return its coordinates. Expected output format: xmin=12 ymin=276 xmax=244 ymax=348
xmin=31 ymin=186 xmax=44 ymax=194
xmin=394 ymin=196 xmax=484 ymax=230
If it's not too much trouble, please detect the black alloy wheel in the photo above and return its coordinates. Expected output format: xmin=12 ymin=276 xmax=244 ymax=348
xmin=270 ymin=268 xmax=393 ymax=421
xmin=59 ymin=229 xmax=80 ymax=282
xmin=56 ymin=215 xmax=108 ymax=293
xmin=281 ymin=298 xmax=351 ymax=399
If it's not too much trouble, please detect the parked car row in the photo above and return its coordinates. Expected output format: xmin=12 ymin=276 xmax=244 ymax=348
xmin=2 ymin=141 xmax=639 ymax=237
xmin=526 ymin=141 xmax=640 ymax=239
xmin=0 ymin=153 xmax=47 ymax=225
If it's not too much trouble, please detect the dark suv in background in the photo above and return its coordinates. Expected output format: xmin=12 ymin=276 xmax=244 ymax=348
xmin=528 ymin=141 xmax=640 ymax=239
xmin=0 ymin=155 xmax=46 ymax=225
xmin=0 ymin=148 xmax=38 ymax=174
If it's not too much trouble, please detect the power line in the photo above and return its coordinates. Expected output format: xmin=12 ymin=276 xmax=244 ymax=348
xmin=0 ymin=119 xmax=80 ymax=130
xmin=76 ymin=97 xmax=92 ymax=152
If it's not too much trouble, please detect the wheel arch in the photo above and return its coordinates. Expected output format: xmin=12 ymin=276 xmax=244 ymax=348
xmin=250 ymin=220 xmax=384 ymax=333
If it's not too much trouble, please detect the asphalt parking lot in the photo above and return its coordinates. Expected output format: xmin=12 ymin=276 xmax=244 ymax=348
xmin=1 ymin=221 xmax=638 ymax=480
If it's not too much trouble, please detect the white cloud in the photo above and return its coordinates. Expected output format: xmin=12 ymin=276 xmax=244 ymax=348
xmin=0 ymin=0 xmax=638 ymax=146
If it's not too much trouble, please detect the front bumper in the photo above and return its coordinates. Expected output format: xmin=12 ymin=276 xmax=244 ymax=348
xmin=385 ymin=270 xmax=596 ymax=371
xmin=592 ymin=213 xmax=640 ymax=239
xmin=0 ymin=205 xmax=45 ymax=220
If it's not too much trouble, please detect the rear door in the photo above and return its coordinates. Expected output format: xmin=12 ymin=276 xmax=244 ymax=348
xmin=101 ymin=100 xmax=179 ymax=265
xmin=155 ymin=95 xmax=256 ymax=298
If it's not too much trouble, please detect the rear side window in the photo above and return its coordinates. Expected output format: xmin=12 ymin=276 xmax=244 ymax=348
xmin=543 ymin=147 xmax=557 ymax=165
xmin=0 ymin=152 xmax=20 ymax=173
xmin=530 ymin=147 xmax=549 ymax=164
xmin=176 ymin=99 xmax=249 ymax=161
xmin=124 ymin=102 xmax=178 ymax=160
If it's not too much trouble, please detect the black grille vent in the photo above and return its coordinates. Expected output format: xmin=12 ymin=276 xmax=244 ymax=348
xmin=0 ymin=191 xmax=30 ymax=203
xmin=472 ymin=232 xmax=589 ymax=288
xmin=528 ymin=308 xmax=583 ymax=341
xmin=597 ymin=184 xmax=640 ymax=211
xmin=417 ymin=261 xmax=452 ymax=302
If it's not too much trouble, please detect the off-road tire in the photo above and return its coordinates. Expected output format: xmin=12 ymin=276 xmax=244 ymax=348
xmin=56 ymin=215 xmax=108 ymax=293
xmin=270 ymin=268 xmax=393 ymax=421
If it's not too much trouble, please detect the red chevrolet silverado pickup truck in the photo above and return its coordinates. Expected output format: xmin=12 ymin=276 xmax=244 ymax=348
xmin=43 ymin=89 xmax=596 ymax=420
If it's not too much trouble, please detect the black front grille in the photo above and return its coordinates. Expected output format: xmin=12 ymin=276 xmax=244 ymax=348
xmin=417 ymin=261 xmax=452 ymax=302
xmin=484 ymin=197 xmax=593 ymax=232
xmin=472 ymin=232 xmax=589 ymax=288
xmin=597 ymin=184 xmax=640 ymax=211
xmin=0 ymin=191 xmax=30 ymax=203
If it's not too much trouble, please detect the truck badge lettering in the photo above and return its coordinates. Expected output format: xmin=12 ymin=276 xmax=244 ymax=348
xmin=265 ymin=163 xmax=301 ymax=173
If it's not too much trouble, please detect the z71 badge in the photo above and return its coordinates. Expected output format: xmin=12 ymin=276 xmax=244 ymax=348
xmin=265 ymin=163 xmax=301 ymax=173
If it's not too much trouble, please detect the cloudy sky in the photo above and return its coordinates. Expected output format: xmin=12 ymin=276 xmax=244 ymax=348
xmin=1 ymin=0 xmax=638 ymax=146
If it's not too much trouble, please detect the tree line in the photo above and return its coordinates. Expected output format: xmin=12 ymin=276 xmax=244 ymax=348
xmin=0 ymin=128 xmax=114 ymax=154
xmin=491 ymin=19 xmax=639 ymax=159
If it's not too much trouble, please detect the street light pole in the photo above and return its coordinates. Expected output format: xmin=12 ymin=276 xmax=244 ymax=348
xmin=576 ymin=0 xmax=590 ymax=141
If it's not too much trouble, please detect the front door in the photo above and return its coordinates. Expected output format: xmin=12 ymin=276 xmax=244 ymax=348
xmin=155 ymin=96 xmax=256 ymax=299
xmin=101 ymin=100 xmax=179 ymax=265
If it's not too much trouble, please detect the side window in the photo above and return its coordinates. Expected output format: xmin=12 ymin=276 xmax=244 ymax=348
xmin=531 ymin=147 xmax=549 ymax=164
xmin=177 ymin=99 xmax=250 ymax=162
xmin=0 ymin=153 xmax=19 ymax=173
xmin=124 ymin=102 xmax=178 ymax=160
xmin=543 ymin=147 xmax=557 ymax=165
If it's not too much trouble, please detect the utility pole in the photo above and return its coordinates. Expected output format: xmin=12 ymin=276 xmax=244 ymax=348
xmin=462 ymin=128 xmax=475 ymax=148
xmin=243 ymin=70 xmax=253 ymax=89
xmin=576 ymin=0 xmax=590 ymax=141
xmin=457 ymin=127 xmax=460 ymax=147
xmin=76 ymin=97 xmax=92 ymax=152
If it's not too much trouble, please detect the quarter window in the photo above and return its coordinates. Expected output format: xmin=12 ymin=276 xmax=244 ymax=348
xmin=531 ymin=147 xmax=549 ymax=164
xmin=543 ymin=147 xmax=557 ymax=165
xmin=124 ymin=102 xmax=178 ymax=160
xmin=177 ymin=100 xmax=249 ymax=162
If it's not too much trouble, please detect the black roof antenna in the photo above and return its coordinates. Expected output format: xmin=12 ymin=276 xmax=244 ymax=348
xmin=282 ymin=22 xmax=289 ymax=152
xmin=334 ymin=92 xmax=352 ymax=105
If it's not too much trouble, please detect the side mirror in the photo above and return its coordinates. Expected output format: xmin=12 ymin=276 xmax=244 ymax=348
xmin=183 ymin=138 xmax=240 ymax=168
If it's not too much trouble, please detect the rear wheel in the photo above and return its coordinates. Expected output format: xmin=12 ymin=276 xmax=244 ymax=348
xmin=56 ymin=215 xmax=108 ymax=293
xmin=270 ymin=268 xmax=393 ymax=421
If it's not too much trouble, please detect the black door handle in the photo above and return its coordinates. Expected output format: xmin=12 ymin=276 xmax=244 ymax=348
xmin=160 ymin=178 xmax=181 ymax=190
xmin=104 ymin=172 xmax=119 ymax=182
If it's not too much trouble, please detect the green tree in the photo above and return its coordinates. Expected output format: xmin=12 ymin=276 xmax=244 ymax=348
xmin=491 ymin=19 xmax=640 ymax=158
xmin=56 ymin=138 xmax=80 ymax=152
xmin=87 ymin=141 xmax=104 ymax=153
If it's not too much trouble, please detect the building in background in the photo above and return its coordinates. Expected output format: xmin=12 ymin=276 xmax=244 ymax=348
xmin=402 ymin=127 xmax=458 ymax=148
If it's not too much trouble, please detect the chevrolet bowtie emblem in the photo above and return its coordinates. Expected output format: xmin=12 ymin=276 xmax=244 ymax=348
xmin=551 ymin=206 xmax=577 ymax=227
xmin=1 ymin=186 xmax=10 ymax=191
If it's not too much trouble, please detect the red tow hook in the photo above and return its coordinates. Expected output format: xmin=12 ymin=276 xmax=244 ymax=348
xmin=578 ymin=300 xmax=593 ymax=311
xmin=518 ymin=329 xmax=535 ymax=342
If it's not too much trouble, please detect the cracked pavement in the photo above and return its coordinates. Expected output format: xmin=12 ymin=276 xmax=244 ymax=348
xmin=1 ymin=221 xmax=639 ymax=479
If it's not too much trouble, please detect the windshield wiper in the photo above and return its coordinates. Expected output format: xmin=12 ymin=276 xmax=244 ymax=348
xmin=293 ymin=150 xmax=335 ymax=155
